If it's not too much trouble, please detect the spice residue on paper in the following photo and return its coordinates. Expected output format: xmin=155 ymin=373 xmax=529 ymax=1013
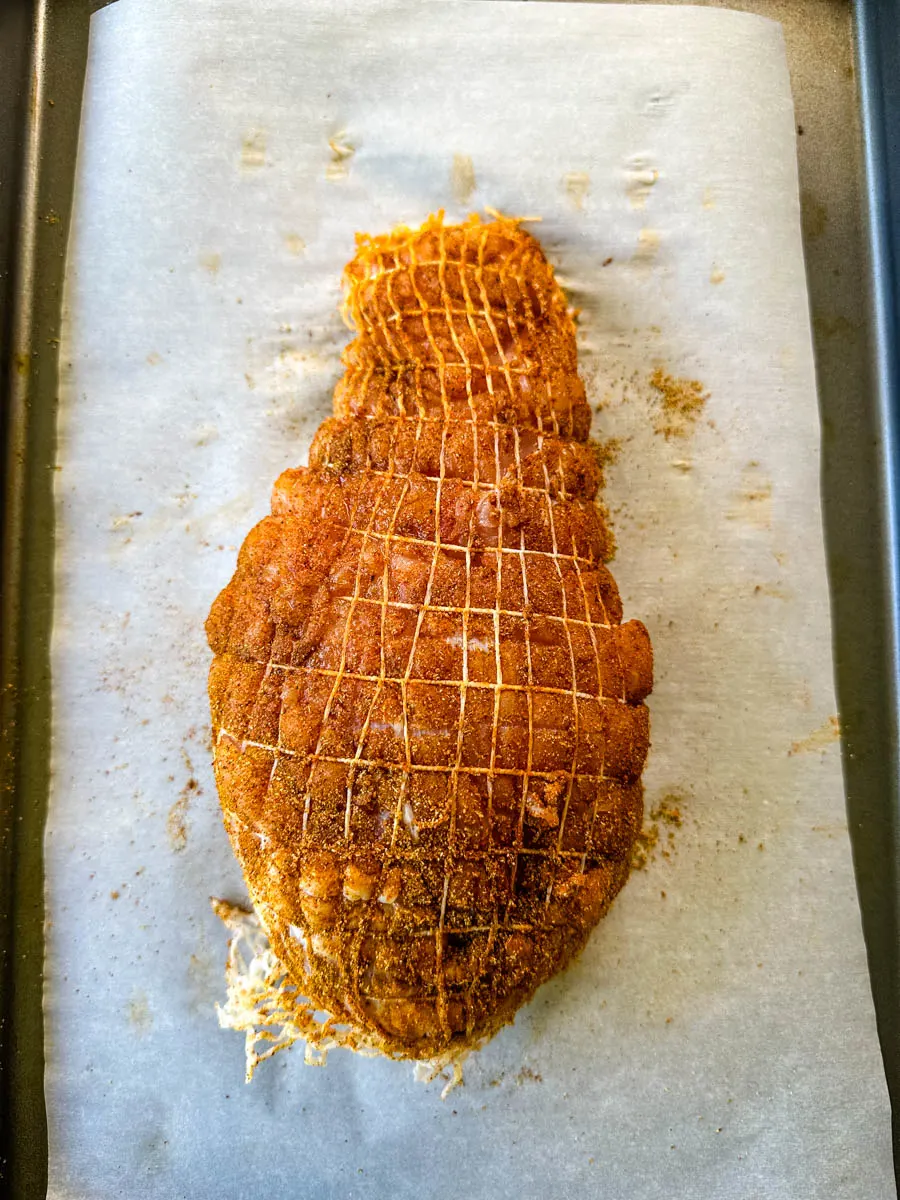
xmin=789 ymin=715 xmax=841 ymax=756
xmin=166 ymin=793 xmax=190 ymax=852
xmin=167 ymin=750 xmax=200 ymax=852
xmin=590 ymin=436 xmax=622 ymax=481
xmin=631 ymin=794 xmax=686 ymax=871
xmin=515 ymin=1067 xmax=543 ymax=1086
xmin=588 ymin=437 xmax=620 ymax=556
xmin=649 ymin=368 xmax=708 ymax=440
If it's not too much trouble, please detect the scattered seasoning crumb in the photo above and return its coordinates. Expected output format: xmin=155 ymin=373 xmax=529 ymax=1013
xmin=167 ymin=789 xmax=191 ymax=852
xmin=591 ymin=436 xmax=621 ymax=475
xmin=788 ymin=714 xmax=840 ymax=756
xmin=630 ymin=822 xmax=659 ymax=870
xmin=653 ymin=799 xmax=683 ymax=827
xmin=631 ymin=795 xmax=685 ymax=870
xmin=649 ymin=368 xmax=709 ymax=440
xmin=110 ymin=891 xmax=120 ymax=900
xmin=515 ymin=1066 xmax=543 ymax=1085
xmin=602 ymin=256 xmax=613 ymax=266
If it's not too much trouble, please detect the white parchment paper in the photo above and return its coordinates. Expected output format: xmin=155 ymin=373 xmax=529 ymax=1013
xmin=46 ymin=1 xmax=895 ymax=1196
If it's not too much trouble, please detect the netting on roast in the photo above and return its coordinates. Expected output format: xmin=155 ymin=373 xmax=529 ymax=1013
xmin=208 ymin=214 xmax=650 ymax=1047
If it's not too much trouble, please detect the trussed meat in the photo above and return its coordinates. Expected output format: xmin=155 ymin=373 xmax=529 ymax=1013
xmin=207 ymin=213 xmax=652 ymax=1064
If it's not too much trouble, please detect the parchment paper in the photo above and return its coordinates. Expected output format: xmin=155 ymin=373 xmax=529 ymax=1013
xmin=46 ymin=1 xmax=895 ymax=1196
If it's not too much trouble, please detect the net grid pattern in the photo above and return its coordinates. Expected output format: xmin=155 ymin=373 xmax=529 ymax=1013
xmin=207 ymin=213 xmax=651 ymax=1057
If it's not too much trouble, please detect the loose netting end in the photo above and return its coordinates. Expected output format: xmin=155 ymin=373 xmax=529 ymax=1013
xmin=212 ymin=899 xmax=475 ymax=1097
xmin=212 ymin=899 xmax=384 ymax=1082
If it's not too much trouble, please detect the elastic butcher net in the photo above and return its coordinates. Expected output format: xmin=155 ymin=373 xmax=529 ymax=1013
xmin=209 ymin=213 xmax=648 ymax=1074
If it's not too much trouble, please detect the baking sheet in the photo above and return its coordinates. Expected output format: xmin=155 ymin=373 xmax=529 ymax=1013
xmin=45 ymin=1 xmax=895 ymax=1196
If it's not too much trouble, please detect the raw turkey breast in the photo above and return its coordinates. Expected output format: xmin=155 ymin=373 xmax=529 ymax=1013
xmin=207 ymin=213 xmax=653 ymax=1066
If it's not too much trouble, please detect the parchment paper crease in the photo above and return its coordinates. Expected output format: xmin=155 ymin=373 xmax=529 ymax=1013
xmin=46 ymin=1 xmax=895 ymax=1196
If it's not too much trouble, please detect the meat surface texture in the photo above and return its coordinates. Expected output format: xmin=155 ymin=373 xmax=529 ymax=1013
xmin=206 ymin=213 xmax=653 ymax=1063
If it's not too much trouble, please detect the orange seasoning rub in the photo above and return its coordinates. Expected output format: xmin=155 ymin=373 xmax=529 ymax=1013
xmin=206 ymin=213 xmax=653 ymax=1074
xmin=649 ymin=366 xmax=708 ymax=440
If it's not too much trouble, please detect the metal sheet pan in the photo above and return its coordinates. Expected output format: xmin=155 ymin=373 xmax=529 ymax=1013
xmin=1 ymin=0 xmax=897 ymax=1192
